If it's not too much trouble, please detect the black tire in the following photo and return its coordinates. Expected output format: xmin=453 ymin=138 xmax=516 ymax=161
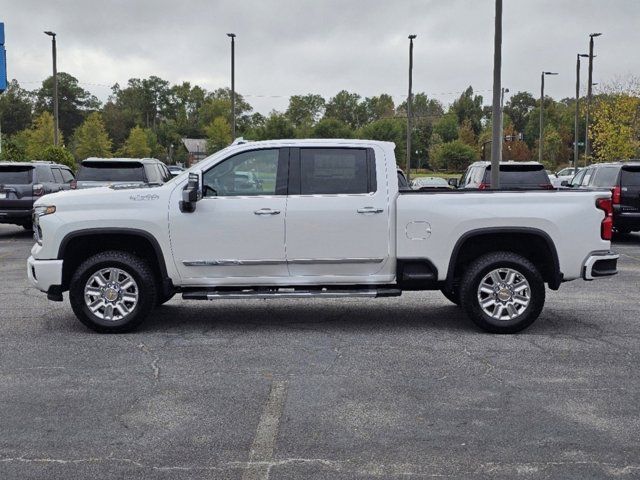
xmin=69 ymin=251 xmax=158 ymax=333
xmin=440 ymin=287 xmax=460 ymax=306
xmin=459 ymin=252 xmax=545 ymax=334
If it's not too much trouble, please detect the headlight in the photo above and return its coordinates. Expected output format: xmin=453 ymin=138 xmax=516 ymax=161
xmin=34 ymin=205 xmax=56 ymax=217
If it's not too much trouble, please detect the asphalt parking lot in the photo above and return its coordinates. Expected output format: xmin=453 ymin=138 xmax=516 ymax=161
xmin=1 ymin=224 xmax=639 ymax=479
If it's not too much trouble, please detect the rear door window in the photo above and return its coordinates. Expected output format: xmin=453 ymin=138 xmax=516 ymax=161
xmin=77 ymin=162 xmax=146 ymax=182
xmin=60 ymin=169 xmax=75 ymax=183
xmin=0 ymin=165 xmax=34 ymax=184
xmin=592 ymin=167 xmax=620 ymax=187
xmin=298 ymin=148 xmax=373 ymax=195
xmin=51 ymin=168 xmax=64 ymax=183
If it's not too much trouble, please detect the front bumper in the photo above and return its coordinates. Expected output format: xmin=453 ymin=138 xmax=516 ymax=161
xmin=0 ymin=209 xmax=33 ymax=224
xmin=582 ymin=251 xmax=619 ymax=280
xmin=27 ymin=256 xmax=63 ymax=294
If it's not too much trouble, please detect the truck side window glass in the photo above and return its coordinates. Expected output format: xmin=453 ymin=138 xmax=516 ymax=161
xmin=203 ymin=149 xmax=279 ymax=197
xmin=51 ymin=168 xmax=64 ymax=183
xmin=300 ymin=148 xmax=369 ymax=195
xmin=60 ymin=169 xmax=75 ymax=183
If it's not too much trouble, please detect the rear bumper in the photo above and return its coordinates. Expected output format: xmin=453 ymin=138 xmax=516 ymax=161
xmin=614 ymin=212 xmax=640 ymax=231
xmin=27 ymin=256 xmax=63 ymax=294
xmin=582 ymin=251 xmax=619 ymax=280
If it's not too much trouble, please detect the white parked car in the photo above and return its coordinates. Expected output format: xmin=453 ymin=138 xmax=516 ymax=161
xmin=410 ymin=176 xmax=452 ymax=190
xmin=552 ymin=167 xmax=582 ymax=187
xmin=28 ymin=140 xmax=617 ymax=334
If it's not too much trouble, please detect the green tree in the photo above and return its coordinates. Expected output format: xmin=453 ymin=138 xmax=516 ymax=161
xmin=73 ymin=112 xmax=112 ymax=160
xmin=286 ymin=94 xmax=326 ymax=128
xmin=451 ymin=86 xmax=484 ymax=134
xmin=0 ymin=134 xmax=28 ymax=161
xmin=311 ymin=118 xmax=354 ymax=138
xmin=458 ymin=119 xmax=477 ymax=147
xmin=361 ymin=94 xmax=395 ymax=123
xmin=24 ymin=112 xmax=63 ymax=159
xmin=42 ymin=146 xmax=76 ymax=170
xmin=324 ymin=90 xmax=366 ymax=129
xmin=591 ymin=94 xmax=640 ymax=161
xmin=0 ymin=80 xmax=33 ymax=135
xmin=34 ymin=72 xmax=101 ymax=140
xmin=504 ymin=91 xmax=536 ymax=133
xmin=205 ymin=117 xmax=232 ymax=153
xmin=122 ymin=126 xmax=152 ymax=157
xmin=432 ymin=140 xmax=478 ymax=172
xmin=433 ymin=114 xmax=458 ymax=143
xmin=253 ymin=112 xmax=295 ymax=140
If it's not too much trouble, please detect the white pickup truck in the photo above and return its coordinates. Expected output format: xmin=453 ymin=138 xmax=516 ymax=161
xmin=27 ymin=139 xmax=618 ymax=334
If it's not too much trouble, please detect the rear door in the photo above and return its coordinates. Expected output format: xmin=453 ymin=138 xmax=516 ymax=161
xmin=285 ymin=147 xmax=390 ymax=277
xmin=620 ymin=165 xmax=640 ymax=212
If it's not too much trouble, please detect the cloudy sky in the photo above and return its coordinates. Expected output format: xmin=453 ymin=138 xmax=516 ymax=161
xmin=2 ymin=0 xmax=639 ymax=114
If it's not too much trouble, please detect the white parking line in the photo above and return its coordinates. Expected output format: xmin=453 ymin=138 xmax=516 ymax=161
xmin=242 ymin=379 xmax=287 ymax=480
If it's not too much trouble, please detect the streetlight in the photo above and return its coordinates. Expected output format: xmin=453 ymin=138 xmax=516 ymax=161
xmin=499 ymin=87 xmax=509 ymax=162
xmin=539 ymin=71 xmax=558 ymax=163
xmin=406 ymin=34 xmax=416 ymax=182
xmin=585 ymin=32 xmax=602 ymax=164
xmin=226 ymin=33 xmax=236 ymax=140
xmin=574 ymin=53 xmax=589 ymax=167
xmin=44 ymin=31 xmax=59 ymax=146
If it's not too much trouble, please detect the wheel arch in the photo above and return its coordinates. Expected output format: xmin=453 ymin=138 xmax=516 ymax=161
xmin=445 ymin=227 xmax=562 ymax=291
xmin=58 ymin=228 xmax=172 ymax=294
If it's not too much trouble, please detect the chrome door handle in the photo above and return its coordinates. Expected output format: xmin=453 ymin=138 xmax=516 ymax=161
xmin=357 ymin=207 xmax=383 ymax=214
xmin=254 ymin=208 xmax=281 ymax=215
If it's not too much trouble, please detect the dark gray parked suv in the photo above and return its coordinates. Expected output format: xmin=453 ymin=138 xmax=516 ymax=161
xmin=0 ymin=161 xmax=75 ymax=229
xmin=73 ymin=158 xmax=172 ymax=189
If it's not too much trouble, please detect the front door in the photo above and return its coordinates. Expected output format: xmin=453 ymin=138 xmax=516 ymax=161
xmin=169 ymin=148 xmax=289 ymax=284
xmin=285 ymin=147 xmax=391 ymax=278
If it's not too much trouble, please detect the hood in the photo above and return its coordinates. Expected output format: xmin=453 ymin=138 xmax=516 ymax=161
xmin=34 ymin=184 xmax=168 ymax=209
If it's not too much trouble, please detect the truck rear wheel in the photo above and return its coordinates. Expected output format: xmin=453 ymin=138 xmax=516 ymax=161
xmin=459 ymin=252 xmax=545 ymax=334
xmin=69 ymin=251 xmax=157 ymax=333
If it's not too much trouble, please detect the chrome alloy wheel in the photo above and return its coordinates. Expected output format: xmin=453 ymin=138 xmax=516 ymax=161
xmin=477 ymin=267 xmax=531 ymax=321
xmin=84 ymin=268 xmax=139 ymax=321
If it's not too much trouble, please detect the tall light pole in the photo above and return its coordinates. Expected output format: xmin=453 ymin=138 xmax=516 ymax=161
xmin=499 ymin=87 xmax=509 ymax=162
xmin=539 ymin=71 xmax=558 ymax=163
xmin=574 ymin=53 xmax=589 ymax=167
xmin=44 ymin=31 xmax=59 ymax=146
xmin=406 ymin=34 xmax=416 ymax=182
xmin=584 ymin=32 xmax=602 ymax=164
xmin=226 ymin=33 xmax=236 ymax=140
xmin=490 ymin=0 xmax=502 ymax=189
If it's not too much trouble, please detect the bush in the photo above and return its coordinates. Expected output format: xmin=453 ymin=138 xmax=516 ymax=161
xmin=432 ymin=140 xmax=478 ymax=172
xmin=42 ymin=146 xmax=77 ymax=171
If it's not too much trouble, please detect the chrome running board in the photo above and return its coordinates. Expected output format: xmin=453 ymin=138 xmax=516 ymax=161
xmin=182 ymin=287 xmax=401 ymax=300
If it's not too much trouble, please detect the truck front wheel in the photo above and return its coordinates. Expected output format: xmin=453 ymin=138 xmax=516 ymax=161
xmin=459 ymin=252 xmax=545 ymax=334
xmin=69 ymin=251 xmax=158 ymax=333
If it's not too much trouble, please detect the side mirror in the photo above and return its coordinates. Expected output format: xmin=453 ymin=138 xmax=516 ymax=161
xmin=448 ymin=178 xmax=459 ymax=188
xmin=180 ymin=171 xmax=202 ymax=213
xmin=560 ymin=180 xmax=569 ymax=187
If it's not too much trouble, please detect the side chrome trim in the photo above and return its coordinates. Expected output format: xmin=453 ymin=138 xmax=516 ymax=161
xmin=182 ymin=257 xmax=385 ymax=267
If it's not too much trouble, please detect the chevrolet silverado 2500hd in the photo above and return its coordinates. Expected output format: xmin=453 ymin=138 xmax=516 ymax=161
xmin=27 ymin=139 xmax=618 ymax=333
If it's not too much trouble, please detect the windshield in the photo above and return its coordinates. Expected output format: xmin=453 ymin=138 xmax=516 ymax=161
xmin=0 ymin=165 xmax=34 ymax=184
xmin=77 ymin=162 xmax=146 ymax=182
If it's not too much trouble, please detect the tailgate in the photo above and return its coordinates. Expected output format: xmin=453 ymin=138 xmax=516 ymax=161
xmin=620 ymin=166 xmax=640 ymax=211
xmin=0 ymin=165 xmax=34 ymax=205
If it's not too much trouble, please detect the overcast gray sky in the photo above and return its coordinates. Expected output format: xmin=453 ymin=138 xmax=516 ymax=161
xmin=2 ymin=0 xmax=639 ymax=114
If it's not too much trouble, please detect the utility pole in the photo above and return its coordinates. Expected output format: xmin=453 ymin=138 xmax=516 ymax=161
xmin=499 ymin=87 xmax=509 ymax=162
xmin=490 ymin=0 xmax=502 ymax=189
xmin=406 ymin=34 xmax=416 ymax=182
xmin=44 ymin=31 xmax=59 ymax=146
xmin=227 ymin=33 xmax=236 ymax=140
xmin=539 ymin=71 xmax=558 ymax=163
xmin=574 ymin=53 xmax=589 ymax=167
xmin=584 ymin=33 xmax=602 ymax=165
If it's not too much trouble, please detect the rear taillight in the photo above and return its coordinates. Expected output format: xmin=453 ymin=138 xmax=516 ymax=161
xmin=70 ymin=180 xmax=77 ymax=190
xmin=32 ymin=183 xmax=44 ymax=197
xmin=612 ymin=185 xmax=621 ymax=204
xmin=596 ymin=197 xmax=613 ymax=241
xmin=478 ymin=183 xmax=489 ymax=190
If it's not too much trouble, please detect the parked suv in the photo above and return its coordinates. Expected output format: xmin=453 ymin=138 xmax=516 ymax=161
xmin=73 ymin=158 xmax=172 ymax=189
xmin=566 ymin=162 xmax=640 ymax=233
xmin=0 ymin=161 xmax=75 ymax=229
xmin=456 ymin=161 xmax=553 ymax=190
